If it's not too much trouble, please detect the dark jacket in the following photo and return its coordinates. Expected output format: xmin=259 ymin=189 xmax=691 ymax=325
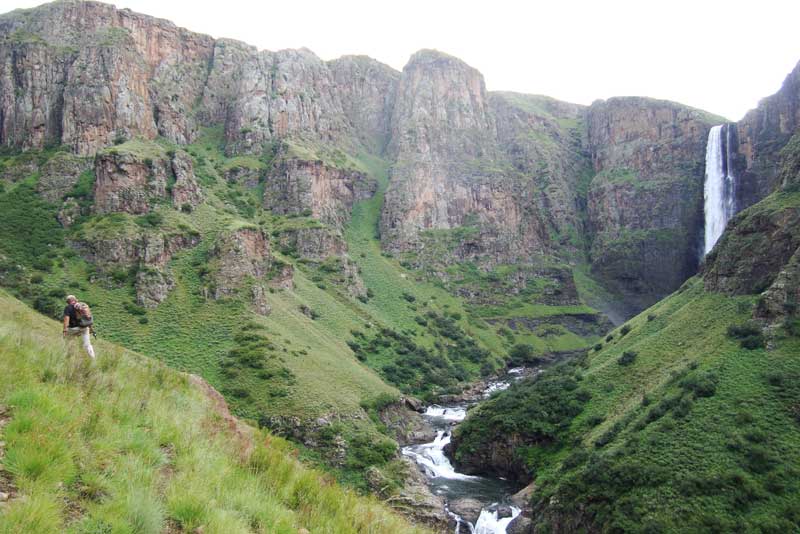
xmin=63 ymin=304 xmax=79 ymax=328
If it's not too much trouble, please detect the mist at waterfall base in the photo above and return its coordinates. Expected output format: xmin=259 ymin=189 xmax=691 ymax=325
xmin=402 ymin=372 xmax=525 ymax=533
xmin=703 ymin=124 xmax=737 ymax=255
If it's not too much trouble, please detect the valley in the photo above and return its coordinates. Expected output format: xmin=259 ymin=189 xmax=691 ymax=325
xmin=0 ymin=1 xmax=798 ymax=533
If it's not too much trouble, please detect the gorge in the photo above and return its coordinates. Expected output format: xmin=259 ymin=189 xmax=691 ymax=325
xmin=0 ymin=1 xmax=799 ymax=533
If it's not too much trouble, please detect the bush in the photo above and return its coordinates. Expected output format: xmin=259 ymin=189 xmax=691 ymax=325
xmin=123 ymin=301 xmax=147 ymax=316
xmin=593 ymin=343 xmax=602 ymax=352
xmin=620 ymin=324 xmax=632 ymax=336
xmin=180 ymin=203 xmax=193 ymax=213
xmin=135 ymin=212 xmax=163 ymax=228
xmin=606 ymin=334 xmax=614 ymax=342
xmin=679 ymin=371 xmax=717 ymax=398
xmin=727 ymin=322 xmax=765 ymax=348
xmin=617 ymin=351 xmax=637 ymax=366
xmin=647 ymin=313 xmax=657 ymax=321
xmin=740 ymin=335 xmax=765 ymax=350
xmin=508 ymin=343 xmax=538 ymax=365
xmin=401 ymin=291 xmax=416 ymax=303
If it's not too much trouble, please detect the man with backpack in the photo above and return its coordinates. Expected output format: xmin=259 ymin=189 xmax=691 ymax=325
xmin=62 ymin=295 xmax=96 ymax=359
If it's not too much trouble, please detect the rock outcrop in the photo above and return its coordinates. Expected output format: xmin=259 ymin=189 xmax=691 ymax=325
xmin=264 ymin=158 xmax=376 ymax=231
xmin=169 ymin=151 xmax=203 ymax=210
xmin=585 ymin=97 xmax=717 ymax=311
xmin=93 ymin=142 xmax=202 ymax=214
xmin=733 ymin=60 xmax=800 ymax=207
xmin=35 ymin=152 xmax=91 ymax=202
xmin=277 ymin=226 xmax=348 ymax=261
xmin=70 ymin=227 xmax=200 ymax=306
xmin=366 ymin=458 xmax=449 ymax=532
xmin=209 ymin=227 xmax=278 ymax=314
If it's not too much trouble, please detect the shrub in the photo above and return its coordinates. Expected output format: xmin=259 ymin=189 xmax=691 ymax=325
xmin=679 ymin=371 xmax=717 ymax=397
xmin=727 ymin=322 xmax=765 ymax=349
xmin=593 ymin=343 xmax=602 ymax=352
xmin=508 ymin=343 xmax=538 ymax=365
xmin=123 ymin=301 xmax=147 ymax=316
xmin=740 ymin=335 xmax=765 ymax=350
xmin=647 ymin=313 xmax=657 ymax=321
xmin=620 ymin=324 xmax=632 ymax=336
xmin=401 ymin=291 xmax=416 ymax=303
xmin=586 ymin=415 xmax=605 ymax=427
xmin=135 ymin=212 xmax=163 ymax=228
xmin=673 ymin=394 xmax=694 ymax=418
xmin=618 ymin=351 xmax=637 ymax=366
xmin=606 ymin=334 xmax=614 ymax=342
xmin=180 ymin=203 xmax=192 ymax=213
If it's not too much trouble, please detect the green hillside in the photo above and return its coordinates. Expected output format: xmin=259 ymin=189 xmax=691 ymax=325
xmin=0 ymin=130 xmax=594 ymax=492
xmin=452 ymin=275 xmax=800 ymax=531
xmin=0 ymin=289 xmax=430 ymax=534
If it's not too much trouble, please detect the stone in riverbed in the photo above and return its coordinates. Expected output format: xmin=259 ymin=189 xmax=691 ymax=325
xmin=448 ymin=497 xmax=485 ymax=525
xmin=507 ymin=514 xmax=533 ymax=534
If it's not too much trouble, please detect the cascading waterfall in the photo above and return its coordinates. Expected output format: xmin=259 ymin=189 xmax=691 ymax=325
xmin=403 ymin=371 xmax=527 ymax=534
xmin=703 ymin=124 xmax=737 ymax=255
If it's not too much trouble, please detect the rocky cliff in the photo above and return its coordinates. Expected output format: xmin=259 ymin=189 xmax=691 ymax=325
xmin=381 ymin=50 xmax=552 ymax=265
xmin=584 ymin=97 xmax=719 ymax=312
xmin=733 ymin=60 xmax=800 ymax=207
xmin=0 ymin=1 xmax=737 ymax=325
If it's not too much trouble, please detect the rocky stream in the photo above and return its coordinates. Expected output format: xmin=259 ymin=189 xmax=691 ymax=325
xmin=403 ymin=368 xmax=535 ymax=533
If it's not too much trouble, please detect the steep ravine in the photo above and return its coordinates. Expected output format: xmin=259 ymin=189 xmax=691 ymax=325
xmin=403 ymin=369 xmax=535 ymax=533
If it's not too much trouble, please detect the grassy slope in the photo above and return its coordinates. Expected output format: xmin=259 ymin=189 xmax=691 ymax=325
xmin=345 ymin=153 xmax=505 ymax=353
xmin=0 ymin=132 xmax=525 ymax=489
xmin=0 ymin=290 xmax=429 ymax=534
xmin=456 ymin=277 xmax=800 ymax=531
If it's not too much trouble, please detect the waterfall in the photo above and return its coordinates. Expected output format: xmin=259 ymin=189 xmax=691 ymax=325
xmin=703 ymin=124 xmax=737 ymax=255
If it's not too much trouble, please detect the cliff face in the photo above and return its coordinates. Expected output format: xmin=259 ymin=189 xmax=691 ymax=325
xmin=264 ymin=158 xmax=376 ymax=232
xmin=380 ymin=51 xmax=590 ymax=273
xmin=585 ymin=97 xmax=717 ymax=311
xmin=3 ymin=0 xmax=780 ymax=327
xmin=733 ymin=60 xmax=800 ymax=207
xmin=0 ymin=0 xmax=215 ymax=153
xmin=703 ymin=130 xmax=800 ymax=328
xmin=381 ymin=50 xmax=526 ymax=260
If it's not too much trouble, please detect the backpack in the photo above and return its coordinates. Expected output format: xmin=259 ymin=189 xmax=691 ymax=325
xmin=76 ymin=302 xmax=94 ymax=328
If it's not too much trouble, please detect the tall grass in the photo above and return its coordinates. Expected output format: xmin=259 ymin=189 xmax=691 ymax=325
xmin=0 ymin=291 xmax=430 ymax=534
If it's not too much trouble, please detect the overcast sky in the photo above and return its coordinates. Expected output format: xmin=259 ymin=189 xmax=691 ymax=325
xmin=4 ymin=0 xmax=799 ymax=121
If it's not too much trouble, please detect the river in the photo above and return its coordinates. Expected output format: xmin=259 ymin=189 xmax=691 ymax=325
xmin=402 ymin=369 xmax=531 ymax=533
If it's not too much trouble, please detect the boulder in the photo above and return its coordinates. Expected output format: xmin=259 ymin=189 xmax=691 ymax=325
xmin=448 ymin=498 xmax=484 ymax=525
xmin=507 ymin=515 xmax=533 ymax=534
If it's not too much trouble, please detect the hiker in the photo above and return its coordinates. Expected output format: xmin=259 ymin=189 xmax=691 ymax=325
xmin=62 ymin=295 xmax=96 ymax=359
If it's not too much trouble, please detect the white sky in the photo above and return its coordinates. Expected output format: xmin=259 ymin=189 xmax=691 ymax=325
xmin=4 ymin=0 xmax=800 ymax=121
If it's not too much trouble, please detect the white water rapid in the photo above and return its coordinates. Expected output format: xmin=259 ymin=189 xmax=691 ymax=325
xmin=402 ymin=371 xmax=526 ymax=534
xmin=703 ymin=124 xmax=737 ymax=255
